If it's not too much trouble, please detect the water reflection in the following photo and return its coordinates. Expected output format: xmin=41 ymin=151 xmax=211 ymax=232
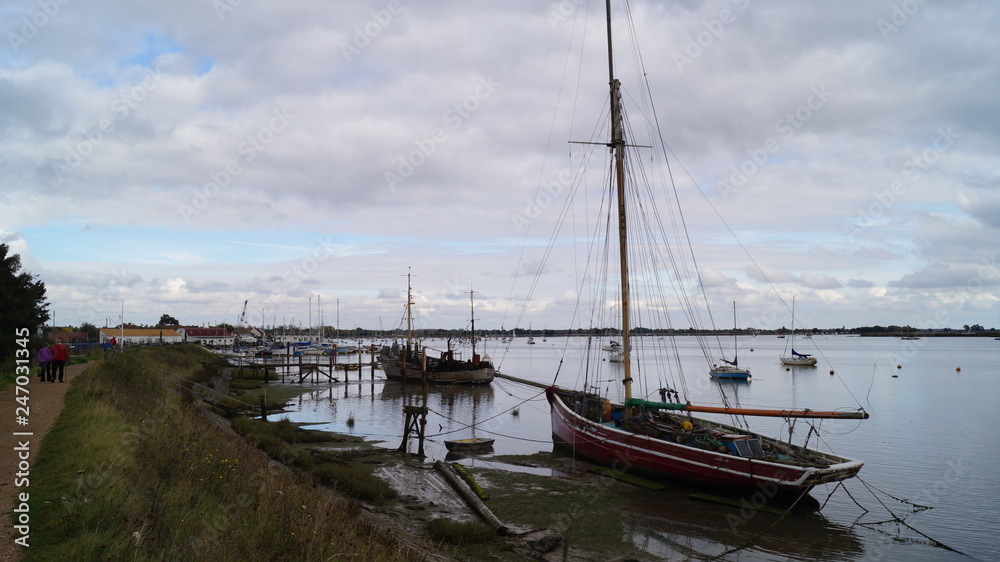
xmin=617 ymin=486 xmax=863 ymax=561
xmin=268 ymin=336 xmax=998 ymax=561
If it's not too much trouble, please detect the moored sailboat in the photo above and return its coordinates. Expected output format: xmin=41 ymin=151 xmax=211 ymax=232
xmin=710 ymin=302 xmax=751 ymax=380
xmin=380 ymin=274 xmax=495 ymax=385
xmin=541 ymin=0 xmax=866 ymax=494
xmin=780 ymin=297 xmax=818 ymax=366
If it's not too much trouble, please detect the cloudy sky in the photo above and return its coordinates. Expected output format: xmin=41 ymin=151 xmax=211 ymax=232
xmin=2 ymin=0 xmax=997 ymax=333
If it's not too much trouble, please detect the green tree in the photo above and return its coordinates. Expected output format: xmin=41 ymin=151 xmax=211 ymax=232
xmin=79 ymin=321 xmax=100 ymax=342
xmin=0 ymin=243 xmax=49 ymax=360
xmin=157 ymin=314 xmax=180 ymax=327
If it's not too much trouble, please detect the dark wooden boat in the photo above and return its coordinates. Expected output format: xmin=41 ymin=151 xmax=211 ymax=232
xmin=380 ymin=274 xmax=494 ymax=385
xmin=444 ymin=437 xmax=495 ymax=454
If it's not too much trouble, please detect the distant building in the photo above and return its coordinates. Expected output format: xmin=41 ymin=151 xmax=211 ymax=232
xmin=176 ymin=327 xmax=233 ymax=347
xmin=47 ymin=331 xmax=89 ymax=344
xmin=99 ymin=328 xmax=182 ymax=345
xmin=276 ymin=334 xmax=313 ymax=344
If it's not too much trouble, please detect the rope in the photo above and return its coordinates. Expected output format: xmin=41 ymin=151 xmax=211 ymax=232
xmin=839 ymin=481 xmax=870 ymax=514
xmin=422 ymin=389 xmax=548 ymax=443
xmin=856 ymin=477 xmax=976 ymax=559
xmin=858 ymin=477 xmax=930 ymax=512
xmin=708 ymin=485 xmax=813 ymax=560
xmin=817 ymin=481 xmax=844 ymax=512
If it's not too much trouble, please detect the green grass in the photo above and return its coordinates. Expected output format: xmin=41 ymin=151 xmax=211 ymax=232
xmin=231 ymin=416 xmax=397 ymax=504
xmin=0 ymin=359 xmax=19 ymax=392
xmin=231 ymin=417 xmax=333 ymax=445
xmin=313 ymin=462 xmax=397 ymax=503
xmin=426 ymin=518 xmax=495 ymax=545
xmin=228 ymin=378 xmax=265 ymax=391
xmin=23 ymin=345 xmax=420 ymax=561
xmin=469 ymin=465 xmax=647 ymax=560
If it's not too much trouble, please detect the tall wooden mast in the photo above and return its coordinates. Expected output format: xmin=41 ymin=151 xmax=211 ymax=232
xmin=469 ymin=289 xmax=477 ymax=359
xmin=405 ymin=269 xmax=413 ymax=348
xmin=606 ymin=0 xmax=632 ymax=402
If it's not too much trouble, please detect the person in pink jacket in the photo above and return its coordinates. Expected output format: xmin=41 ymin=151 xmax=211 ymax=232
xmin=37 ymin=344 xmax=53 ymax=383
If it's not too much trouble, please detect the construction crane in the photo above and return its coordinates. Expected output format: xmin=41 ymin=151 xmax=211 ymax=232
xmin=235 ymin=300 xmax=248 ymax=347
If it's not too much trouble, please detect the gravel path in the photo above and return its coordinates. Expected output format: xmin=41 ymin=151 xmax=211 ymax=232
xmin=0 ymin=362 xmax=91 ymax=560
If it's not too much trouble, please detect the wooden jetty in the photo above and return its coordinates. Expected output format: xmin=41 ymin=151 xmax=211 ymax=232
xmin=226 ymin=347 xmax=381 ymax=384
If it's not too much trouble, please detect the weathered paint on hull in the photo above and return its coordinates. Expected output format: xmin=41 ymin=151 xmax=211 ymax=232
xmin=445 ymin=438 xmax=495 ymax=453
xmin=546 ymin=387 xmax=862 ymax=493
xmin=380 ymin=353 xmax=494 ymax=385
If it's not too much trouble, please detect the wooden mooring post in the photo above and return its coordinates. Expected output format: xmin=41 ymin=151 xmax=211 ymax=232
xmin=370 ymin=346 xmax=376 ymax=393
xmin=397 ymin=405 xmax=428 ymax=457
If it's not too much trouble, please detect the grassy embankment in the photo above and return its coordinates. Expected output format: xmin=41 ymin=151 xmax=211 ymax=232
xmin=22 ymin=345 xmax=422 ymax=561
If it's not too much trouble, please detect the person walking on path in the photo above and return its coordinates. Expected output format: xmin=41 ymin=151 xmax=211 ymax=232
xmin=0 ymin=361 xmax=89 ymax=562
xmin=37 ymin=344 xmax=53 ymax=383
xmin=51 ymin=341 xmax=69 ymax=382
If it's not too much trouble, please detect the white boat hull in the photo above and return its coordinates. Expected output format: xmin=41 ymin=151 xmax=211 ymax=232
xmin=780 ymin=356 xmax=818 ymax=366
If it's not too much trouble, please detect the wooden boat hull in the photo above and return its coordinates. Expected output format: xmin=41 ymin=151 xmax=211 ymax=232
xmin=379 ymin=348 xmax=494 ymax=385
xmin=546 ymin=386 xmax=863 ymax=493
xmin=444 ymin=437 xmax=495 ymax=453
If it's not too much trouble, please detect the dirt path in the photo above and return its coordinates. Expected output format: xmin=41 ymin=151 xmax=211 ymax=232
xmin=0 ymin=362 xmax=91 ymax=561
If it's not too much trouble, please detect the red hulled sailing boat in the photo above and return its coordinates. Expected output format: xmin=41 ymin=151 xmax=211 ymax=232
xmin=543 ymin=0 xmax=867 ymax=494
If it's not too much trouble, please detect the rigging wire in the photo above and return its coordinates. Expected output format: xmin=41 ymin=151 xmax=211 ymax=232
xmin=707 ymin=485 xmax=814 ymax=561
xmin=834 ymin=477 xmax=976 ymax=559
xmin=854 ymin=477 xmax=976 ymax=559
xmin=498 ymin=0 xmax=592 ymax=365
xmin=422 ymin=389 xmax=551 ymax=443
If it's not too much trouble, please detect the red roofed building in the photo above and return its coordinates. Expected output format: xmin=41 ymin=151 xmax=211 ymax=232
xmin=176 ymin=327 xmax=233 ymax=347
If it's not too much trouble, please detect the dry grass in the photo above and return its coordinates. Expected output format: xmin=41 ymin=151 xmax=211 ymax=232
xmin=25 ymin=345 xmax=422 ymax=561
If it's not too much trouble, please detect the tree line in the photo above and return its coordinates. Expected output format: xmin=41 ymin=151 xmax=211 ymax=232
xmin=0 ymin=243 xmax=49 ymax=372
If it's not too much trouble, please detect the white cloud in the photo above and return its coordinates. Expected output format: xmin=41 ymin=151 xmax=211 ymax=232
xmin=2 ymin=1 xmax=998 ymax=330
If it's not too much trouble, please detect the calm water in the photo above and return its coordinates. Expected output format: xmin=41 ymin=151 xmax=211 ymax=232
xmin=272 ymin=336 xmax=999 ymax=561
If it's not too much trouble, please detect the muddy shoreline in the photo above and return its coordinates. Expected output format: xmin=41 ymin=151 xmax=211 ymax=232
xmin=317 ymin=438 xmax=648 ymax=561
xmin=230 ymin=376 xmax=646 ymax=560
